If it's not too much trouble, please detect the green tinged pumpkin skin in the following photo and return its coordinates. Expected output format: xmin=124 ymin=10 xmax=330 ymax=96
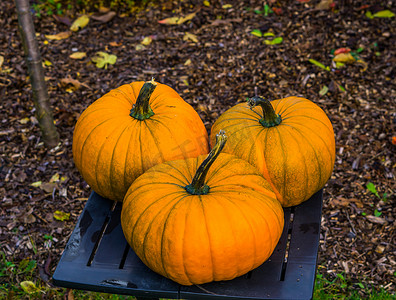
xmin=121 ymin=144 xmax=284 ymax=285
xmin=72 ymin=80 xmax=209 ymax=201
xmin=210 ymin=97 xmax=335 ymax=207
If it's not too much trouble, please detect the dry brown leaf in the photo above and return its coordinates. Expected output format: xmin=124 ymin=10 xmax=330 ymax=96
xmin=91 ymin=11 xmax=116 ymax=23
xmin=366 ymin=215 xmax=387 ymax=225
xmin=45 ymin=31 xmax=72 ymax=40
xmin=60 ymin=76 xmax=91 ymax=90
xmin=329 ymin=197 xmax=364 ymax=208
xmin=158 ymin=12 xmax=196 ymax=25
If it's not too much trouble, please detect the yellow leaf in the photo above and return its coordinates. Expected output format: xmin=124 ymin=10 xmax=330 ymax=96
xmin=222 ymin=4 xmax=233 ymax=9
xmin=43 ymin=40 xmax=49 ymax=45
xmin=184 ymin=59 xmax=192 ymax=65
xmin=70 ymin=15 xmax=90 ymax=31
xmin=45 ymin=31 xmax=72 ymax=40
xmin=53 ymin=210 xmax=70 ymax=221
xmin=135 ymin=44 xmax=145 ymax=51
xmin=20 ymin=281 xmax=40 ymax=294
xmin=43 ymin=60 xmax=52 ymax=67
xmin=141 ymin=36 xmax=152 ymax=46
xmin=203 ymin=0 xmax=210 ymax=6
xmin=333 ymin=53 xmax=356 ymax=64
xmin=31 ymin=181 xmax=42 ymax=187
xmin=158 ymin=12 xmax=196 ymax=25
xmin=0 ymin=55 xmax=3 ymax=68
xmin=50 ymin=173 xmax=59 ymax=183
xmin=20 ymin=117 xmax=30 ymax=124
xmin=183 ymin=32 xmax=198 ymax=43
xmin=69 ymin=52 xmax=87 ymax=59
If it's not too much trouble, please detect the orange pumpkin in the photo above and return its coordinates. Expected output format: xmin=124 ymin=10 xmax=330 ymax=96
xmin=210 ymin=96 xmax=335 ymax=207
xmin=72 ymin=79 xmax=209 ymax=201
xmin=121 ymin=131 xmax=284 ymax=285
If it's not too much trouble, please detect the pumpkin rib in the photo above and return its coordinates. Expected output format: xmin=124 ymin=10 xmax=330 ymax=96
xmin=138 ymin=192 xmax=186 ymax=269
xmin=223 ymin=124 xmax=261 ymax=158
xmin=181 ymin=196 xmax=196 ymax=284
xmin=93 ymin=122 xmax=127 ymax=196
xmin=123 ymin=120 xmax=142 ymax=190
xmin=130 ymin=189 xmax=186 ymax=244
xmin=281 ymin=122 xmax=335 ymax=163
xmin=284 ymin=124 xmax=325 ymax=196
xmin=143 ymin=120 xmax=167 ymax=165
xmin=204 ymin=156 xmax=237 ymax=184
xmin=144 ymin=168 xmax=188 ymax=187
xmin=199 ymin=195 xmax=216 ymax=282
xmin=272 ymin=126 xmax=288 ymax=201
xmin=108 ymin=121 xmax=136 ymax=197
xmin=159 ymin=194 xmax=191 ymax=281
xmin=281 ymin=125 xmax=310 ymax=202
xmin=282 ymin=117 xmax=334 ymax=138
xmin=164 ymin=160 xmax=193 ymax=185
xmin=222 ymin=104 xmax=263 ymax=119
xmin=274 ymin=98 xmax=309 ymax=117
xmin=212 ymin=194 xmax=244 ymax=278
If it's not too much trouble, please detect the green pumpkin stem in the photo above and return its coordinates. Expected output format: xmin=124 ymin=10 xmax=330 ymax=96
xmin=247 ymin=96 xmax=282 ymax=128
xmin=130 ymin=78 xmax=157 ymax=120
xmin=185 ymin=130 xmax=227 ymax=195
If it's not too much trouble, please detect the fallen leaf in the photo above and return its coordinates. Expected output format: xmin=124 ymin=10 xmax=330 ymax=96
xmin=70 ymin=15 xmax=90 ymax=31
xmin=0 ymin=55 xmax=3 ymax=68
xmin=31 ymin=181 xmax=42 ymax=187
xmin=60 ymin=76 xmax=91 ymax=90
xmin=319 ymin=85 xmax=329 ymax=96
xmin=251 ymin=29 xmax=263 ymax=37
xmin=203 ymin=0 xmax=210 ymax=7
xmin=330 ymin=197 xmax=364 ymax=208
xmin=183 ymin=32 xmax=198 ymax=43
xmin=53 ymin=15 xmax=72 ymax=26
xmin=333 ymin=53 xmax=356 ymax=64
xmin=135 ymin=44 xmax=145 ymax=51
xmin=308 ymin=59 xmax=330 ymax=71
xmin=69 ymin=52 xmax=87 ymax=59
xmin=20 ymin=117 xmax=30 ymax=124
xmin=109 ymin=41 xmax=122 ymax=47
xmin=40 ymin=182 xmax=57 ymax=193
xmin=366 ymin=215 xmax=387 ymax=225
xmin=334 ymin=47 xmax=351 ymax=55
xmin=158 ymin=12 xmax=196 ymax=25
xmin=184 ymin=59 xmax=192 ymax=65
xmin=316 ymin=0 xmax=333 ymax=10
xmin=50 ymin=173 xmax=59 ymax=183
xmin=264 ymin=37 xmax=283 ymax=45
xmin=373 ymin=10 xmax=395 ymax=18
xmin=141 ymin=36 xmax=152 ymax=46
xmin=91 ymin=11 xmax=117 ymax=23
xmin=91 ymin=52 xmax=117 ymax=69
xmin=54 ymin=210 xmax=70 ymax=221
xmin=43 ymin=60 xmax=52 ymax=67
xmin=20 ymin=281 xmax=40 ymax=294
xmin=45 ymin=31 xmax=72 ymax=40
xmin=222 ymin=4 xmax=233 ymax=9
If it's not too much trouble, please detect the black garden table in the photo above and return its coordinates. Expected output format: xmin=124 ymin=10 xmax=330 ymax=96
xmin=53 ymin=189 xmax=323 ymax=300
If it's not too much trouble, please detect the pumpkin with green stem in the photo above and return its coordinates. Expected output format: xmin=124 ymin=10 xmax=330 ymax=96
xmin=121 ymin=130 xmax=284 ymax=285
xmin=72 ymin=79 xmax=209 ymax=201
xmin=210 ymin=96 xmax=335 ymax=207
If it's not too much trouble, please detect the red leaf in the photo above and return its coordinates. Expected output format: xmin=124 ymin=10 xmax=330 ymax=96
xmin=334 ymin=47 xmax=351 ymax=55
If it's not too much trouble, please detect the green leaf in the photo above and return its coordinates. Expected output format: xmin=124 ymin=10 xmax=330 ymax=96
xmin=91 ymin=52 xmax=117 ymax=69
xmin=263 ymin=32 xmax=275 ymax=37
xmin=308 ymin=59 xmax=330 ymax=71
xmin=338 ymin=85 xmax=346 ymax=92
xmin=366 ymin=182 xmax=380 ymax=198
xmin=251 ymin=29 xmax=263 ymax=37
xmin=365 ymin=11 xmax=374 ymax=19
xmin=53 ymin=210 xmax=70 ymax=221
xmin=373 ymin=10 xmax=395 ymax=18
xmin=264 ymin=37 xmax=283 ymax=45
xmin=319 ymin=86 xmax=329 ymax=96
xmin=20 ymin=281 xmax=40 ymax=294
xmin=374 ymin=209 xmax=382 ymax=217
xmin=357 ymin=282 xmax=364 ymax=289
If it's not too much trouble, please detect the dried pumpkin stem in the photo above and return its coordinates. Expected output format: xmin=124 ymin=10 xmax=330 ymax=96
xmin=185 ymin=130 xmax=227 ymax=195
xmin=130 ymin=78 xmax=157 ymax=120
xmin=247 ymin=96 xmax=282 ymax=128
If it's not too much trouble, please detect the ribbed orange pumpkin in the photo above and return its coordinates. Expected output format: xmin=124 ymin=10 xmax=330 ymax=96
xmin=72 ymin=79 xmax=209 ymax=201
xmin=210 ymin=96 xmax=335 ymax=207
xmin=121 ymin=131 xmax=284 ymax=285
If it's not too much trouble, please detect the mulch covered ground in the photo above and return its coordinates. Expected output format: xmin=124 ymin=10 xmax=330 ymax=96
xmin=0 ymin=0 xmax=395 ymax=297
